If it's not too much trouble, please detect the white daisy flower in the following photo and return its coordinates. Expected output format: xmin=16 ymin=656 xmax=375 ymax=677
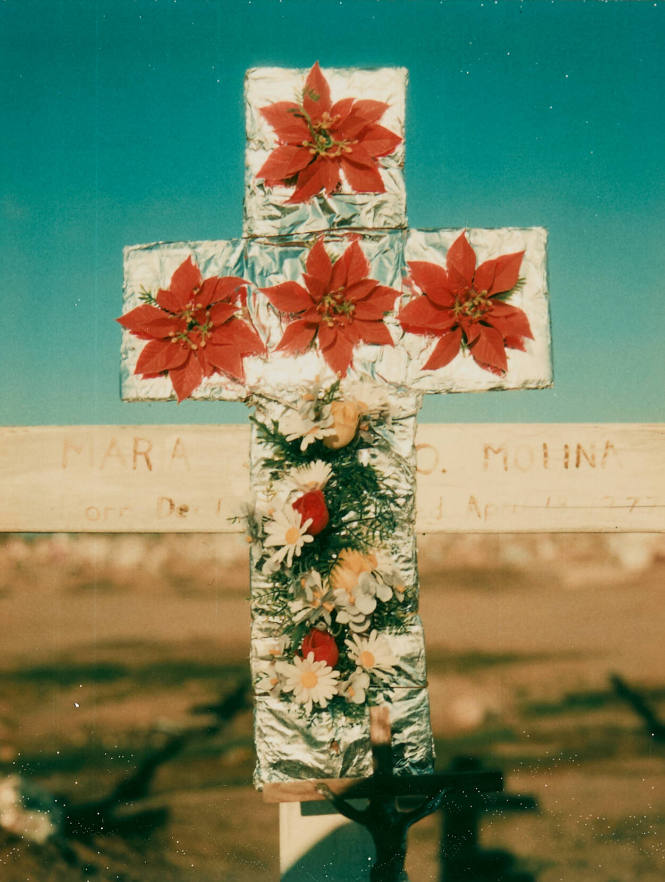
xmin=254 ymin=659 xmax=283 ymax=697
xmin=279 ymin=409 xmax=335 ymax=451
xmin=339 ymin=668 xmax=370 ymax=705
xmin=278 ymin=653 xmax=340 ymax=713
xmin=263 ymin=506 xmax=313 ymax=569
xmin=345 ymin=631 xmax=398 ymax=681
xmin=290 ymin=571 xmax=335 ymax=627
xmin=288 ymin=460 xmax=333 ymax=492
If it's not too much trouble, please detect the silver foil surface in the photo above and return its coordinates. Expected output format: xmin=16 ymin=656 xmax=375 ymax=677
xmin=249 ymin=391 xmax=434 ymax=785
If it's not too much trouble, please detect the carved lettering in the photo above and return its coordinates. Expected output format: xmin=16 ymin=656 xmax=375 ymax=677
xmin=467 ymin=495 xmax=482 ymax=519
xmin=170 ymin=437 xmax=190 ymax=469
xmin=513 ymin=444 xmax=534 ymax=472
xmin=157 ymin=496 xmax=176 ymax=518
xmin=483 ymin=444 xmax=508 ymax=471
xmin=415 ymin=443 xmax=439 ymax=475
xmin=575 ymin=443 xmax=596 ymax=468
xmin=100 ymin=438 xmax=127 ymax=469
xmin=84 ymin=504 xmax=131 ymax=521
xmin=483 ymin=439 xmax=619 ymax=472
xmin=62 ymin=437 xmax=92 ymax=469
xmin=132 ymin=437 xmax=153 ymax=471
xmin=601 ymin=440 xmax=620 ymax=467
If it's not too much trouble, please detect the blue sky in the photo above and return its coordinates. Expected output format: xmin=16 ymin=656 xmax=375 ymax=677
xmin=1 ymin=0 xmax=663 ymax=425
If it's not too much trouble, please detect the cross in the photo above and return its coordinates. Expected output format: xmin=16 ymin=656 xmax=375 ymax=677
xmin=117 ymin=62 xmax=551 ymax=879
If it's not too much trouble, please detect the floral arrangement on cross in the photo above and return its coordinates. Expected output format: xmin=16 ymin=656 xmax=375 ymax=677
xmin=118 ymin=231 xmax=531 ymax=718
xmin=243 ymin=378 xmax=412 ymax=717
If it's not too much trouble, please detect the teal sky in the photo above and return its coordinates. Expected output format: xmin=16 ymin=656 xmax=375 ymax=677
xmin=2 ymin=0 xmax=663 ymax=426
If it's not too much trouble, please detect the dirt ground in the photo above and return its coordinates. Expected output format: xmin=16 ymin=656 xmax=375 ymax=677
xmin=0 ymin=532 xmax=664 ymax=880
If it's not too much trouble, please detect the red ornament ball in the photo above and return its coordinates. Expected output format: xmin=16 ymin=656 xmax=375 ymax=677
xmin=292 ymin=489 xmax=329 ymax=535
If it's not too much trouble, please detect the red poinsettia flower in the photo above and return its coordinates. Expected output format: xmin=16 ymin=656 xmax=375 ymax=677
xmin=398 ymin=232 xmax=533 ymax=375
xmin=257 ymin=61 xmax=402 ymax=204
xmin=261 ymin=238 xmax=400 ymax=376
xmin=117 ymin=257 xmax=265 ymax=402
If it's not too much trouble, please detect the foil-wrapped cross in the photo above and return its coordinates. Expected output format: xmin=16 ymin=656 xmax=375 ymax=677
xmin=119 ymin=64 xmax=551 ymax=791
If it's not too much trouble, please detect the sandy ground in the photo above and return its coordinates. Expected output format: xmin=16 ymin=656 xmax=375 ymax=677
xmin=0 ymin=532 xmax=664 ymax=880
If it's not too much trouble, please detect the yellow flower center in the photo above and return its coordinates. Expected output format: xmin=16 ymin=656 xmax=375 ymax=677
xmin=453 ymin=288 xmax=492 ymax=322
xmin=317 ymin=288 xmax=356 ymax=327
xmin=301 ymin=111 xmax=356 ymax=158
xmin=300 ymin=670 xmax=318 ymax=689
xmin=359 ymin=650 xmax=376 ymax=669
xmin=285 ymin=526 xmax=301 ymax=545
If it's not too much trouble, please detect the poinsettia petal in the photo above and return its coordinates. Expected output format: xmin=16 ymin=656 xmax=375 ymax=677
xmin=345 ymin=142 xmax=377 ymax=169
xmin=303 ymin=62 xmax=332 ymax=120
xmin=275 ymin=319 xmax=317 ymax=355
xmin=303 ymin=273 xmax=326 ymax=301
xmin=446 ymin=233 xmax=476 ymax=291
xmin=408 ymin=261 xmax=455 ymax=307
xmin=317 ymin=322 xmax=336 ymax=352
xmin=208 ymin=301 xmax=237 ymax=326
xmin=210 ymin=317 xmax=266 ymax=355
xmin=260 ymin=102 xmax=310 ymax=143
xmin=345 ymin=279 xmax=377 ymax=302
xmin=422 ymin=328 xmax=463 ymax=371
xmin=461 ymin=319 xmax=481 ymax=344
xmin=117 ymin=305 xmax=182 ymax=340
xmin=199 ymin=276 xmax=247 ymax=308
xmin=321 ymin=327 xmax=355 ymax=376
xmin=340 ymin=100 xmax=389 ymax=138
xmin=353 ymin=319 xmax=394 ymax=346
xmin=504 ymin=335 xmax=527 ymax=352
xmin=354 ymin=286 xmax=399 ymax=319
xmin=487 ymin=302 xmax=534 ymax=340
xmin=305 ymin=238 xmax=333 ymax=289
xmin=358 ymin=123 xmax=402 ymax=158
xmin=330 ymin=97 xmax=355 ymax=128
xmin=157 ymin=257 xmax=201 ymax=312
xmin=469 ymin=325 xmax=508 ymax=374
xmin=169 ymin=355 xmax=204 ymax=402
xmin=340 ymin=157 xmax=385 ymax=194
xmin=203 ymin=343 xmax=245 ymax=381
xmin=343 ymin=240 xmax=371 ymax=287
xmin=477 ymin=250 xmax=524 ymax=296
xmin=257 ymin=145 xmax=313 ymax=186
xmin=398 ymin=296 xmax=456 ymax=333
xmin=287 ymin=158 xmax=340 ymax=203
xmin=261 ymin=281 xmax=311 ymax=313
xmin=136 ymin=339 xmax=190 ymax=376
